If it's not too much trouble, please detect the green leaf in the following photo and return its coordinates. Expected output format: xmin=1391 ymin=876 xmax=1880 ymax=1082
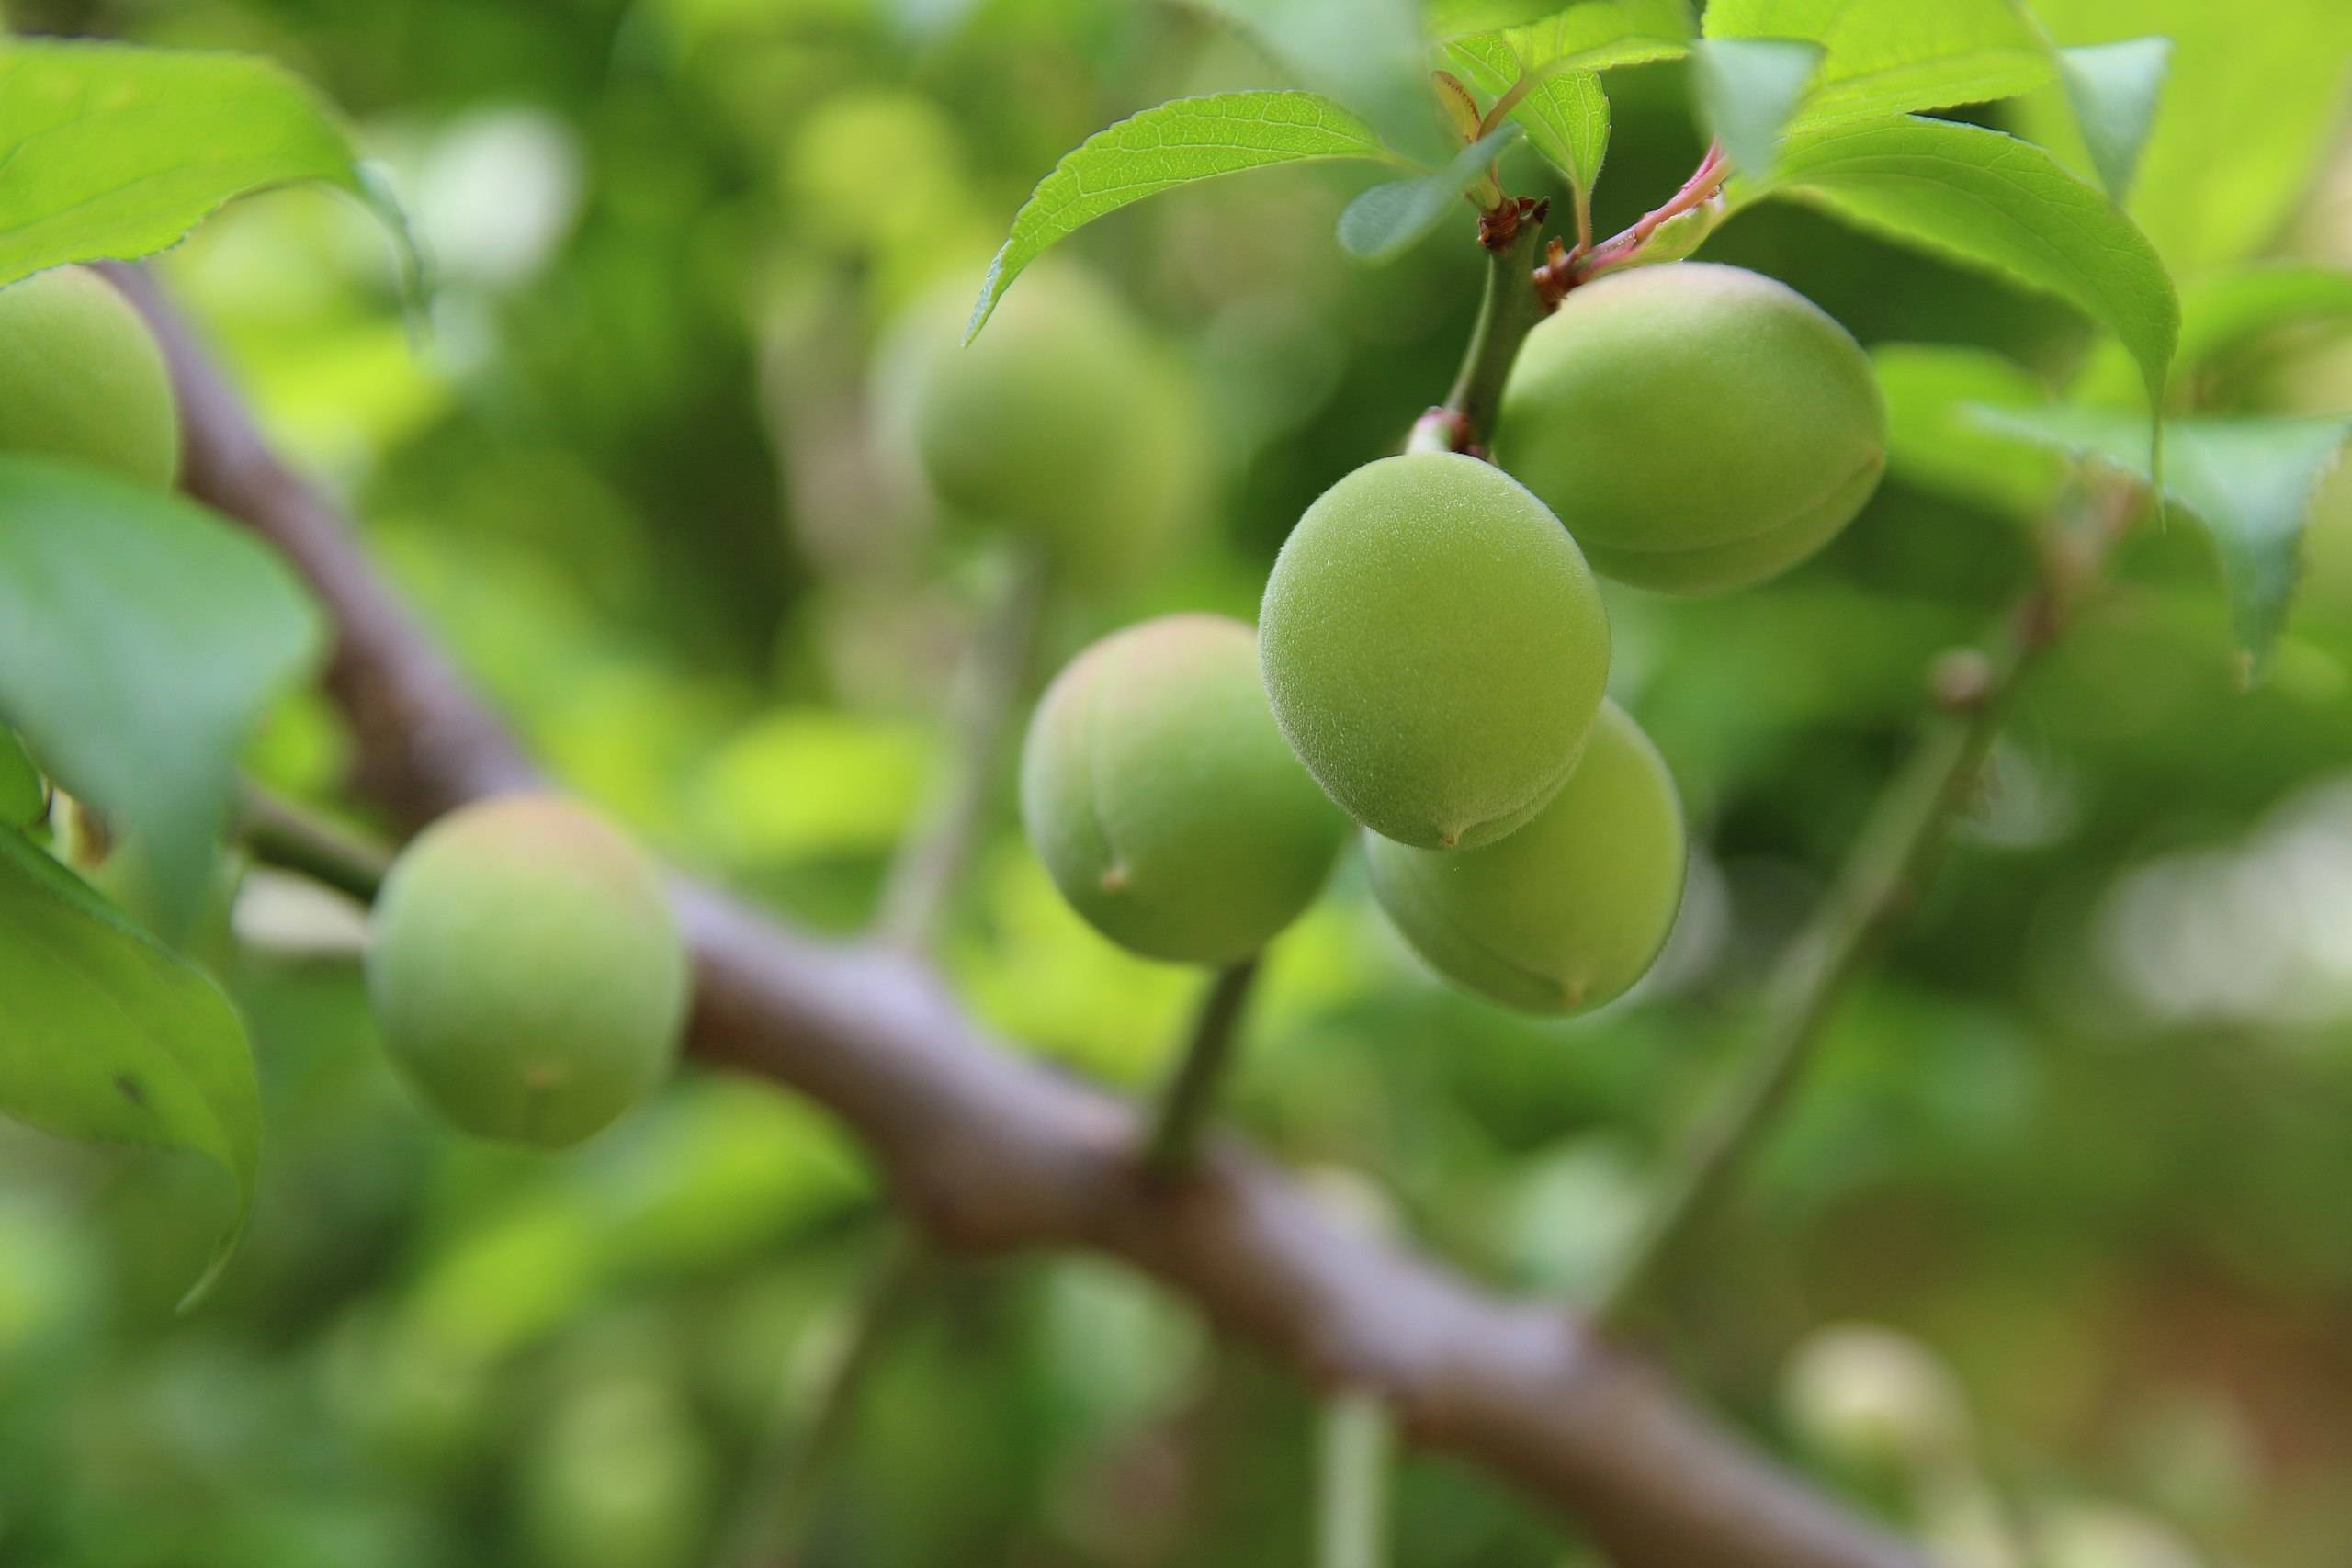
xmin=1704 ymin=0 xmax=2052 ymax=130
xmin=0 ymin=730 xmax=41 ymax=829
xmin=1973 ymin=406 xmax=2352 ymax=671
xmin=2076 ymin=264 xmax=2352 ymax=407
xmin=1760 ymin=116 xmax=2177 ymax=408
xmin=0 ymin=823 xmax=260 ymax=1304
xmin=1442 ymin=2 xmax=1691 ymax=212
xmin=1871 ymin=344 xmax=2062 ymax=517
xmin=1690 ymin=37 xmax=1821 ymax=180
xmin=0 ymin=457 xmax=322 ymax=938
xmin=1338 ymin=125 xmax=1522 ymax=261
xmin=2055 ymin=37 xmax=2170 ymax=200
xmin=2011 ymin=0 xmax=2352 ymax=274
xmin=968 ymin=92 xmax=1397 ymax=340
xmin=0 ymin=39 xmax=410 ymax=290
xmin=1193 ymin=0 xmax=1442 ymax=164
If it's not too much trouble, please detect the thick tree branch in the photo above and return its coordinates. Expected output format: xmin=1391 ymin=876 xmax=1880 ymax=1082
xmin=118 ymin=265 xmax=1926 ymax=1568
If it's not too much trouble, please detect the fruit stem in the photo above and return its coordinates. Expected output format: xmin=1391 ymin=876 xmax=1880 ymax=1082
xmin=872 ymin=542 xmax=1050 ymax=954
xmin=1317 ymin=1389 xmax=1394 ymax=1568
xmin=235 ymin=782 xmax=390 ymax=902
xmin=1141 ymin=955 xmax=1263 ymax=1178
xmin=1590 ymin=477 xmax=2148 ymax=1334
xmin=1432 ymin=216 xmax=1552 ymax=457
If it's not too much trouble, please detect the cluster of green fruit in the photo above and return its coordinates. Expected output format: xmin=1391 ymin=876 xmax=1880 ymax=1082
xmin=0 ymin=266 xmax=689 ymax=1150
xmin=894 ymin=261 xmax=1886 ymax=1012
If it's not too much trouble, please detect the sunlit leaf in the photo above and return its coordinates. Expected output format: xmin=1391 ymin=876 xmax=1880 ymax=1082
xmin=1760 ymin=116 xmax=2177 ymax=408
xmin=0 ymin=457 xmax=323 ymax=938
xmin=1193 ymin=0 xmax=1442 ymax=164
xmin=1690 ymin=37 xmax=1819 ymax=180
xmin=0 ymin=823 xmax=260 ymax=1304
xmin=1973 ymin=406 xmax=2352 ymax=671
xmin=1338 ymin=124 xmax=1521 ymax=261
xmin=2056 ymin=37 xmax=2170 ymax=199
xmin=0 ymin=39 xmax=411 ymax=289
xmin=1703 ymin=0 xmax=2051 ymax=129
xmin=968 ymin=93 xmax=1397 ymax=340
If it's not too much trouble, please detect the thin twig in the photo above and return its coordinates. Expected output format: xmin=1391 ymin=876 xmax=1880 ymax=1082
xmin=234 ymin=782 xmax=390 ymax=903
xmin=870 ymin=545 xmax=1049 ymax=954
xmin=1592 ymin=481 xmax=2146 ymax=1332
xmin=1317 ymin=1390 xmax=1394 ymax=1568
xmin=712 ymin=1235 xmax=939 ymax=1568
xmin=1141 ymin=956 xmax=1262 ymax=1179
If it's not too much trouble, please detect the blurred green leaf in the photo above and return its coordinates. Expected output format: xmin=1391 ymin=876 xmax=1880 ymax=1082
xmin=0 ymin=824 xmax=259 ymax=1304
xmin=1760 ymin=116 xmax=2178 ymax=406
xmin=1871 ymin=344 xmax=2061 ymax=517
xmin=1337 ymin=124 xmax=1521 ymax=261
xmin=2055 ymin=37 xmax=2171 ymax=199
xmin=2013 ymin=0 xmax=2352 ymax=272
xmin=0 ymin=457 xmax=322 ymax=937
xmin=1443 ymin=1 xmax=1691 ymax=207
xmin=1193 ymin=0 xmax=1442 ymax=164
xmin=0 ymin=730 xmax=40 ymax=829
xmin=2077 ymin=263 xmax=2352 ymax=406
xmin=1690 ymin=37 xmax=1820 ymax=180
xmin=0 ymin=39 xmax=410 ymax=289
xmin=968 ymin=93 xmax=1397 ymax=340
xmin=1703 ymin=0 xmax=2051 ymax=129
xmin=1973 ymin=406 xmax=2352 ymax=671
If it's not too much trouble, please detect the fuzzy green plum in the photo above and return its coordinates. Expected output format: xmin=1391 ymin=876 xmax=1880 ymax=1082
xmin=0 ymin=265 xmax=180 ymax=490
xmin=1494 ymin=263 xmax=1885 ymax=594
xmin=1366 ymin=700 xmax=1684 ymax=1014
xmin=1022 ymin=614 xmax=1346 ymax=964
xmin=876 ymin=266 xmax=1206 ymax=578
xmin=1259 ymin=452 xmax=1609 ymax=851
xmin=367 ymin=795 xmax=690 ymax=1147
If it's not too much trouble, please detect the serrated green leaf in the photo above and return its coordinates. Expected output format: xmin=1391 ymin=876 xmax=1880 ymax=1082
xmin=0 ymin=457 xmax=322 ymax=940
xmin=2056 ymin=37 xmax=2169 ymax=199
xmin=1871 ymin=344 xmax=2062 ymax=517
xmin=1690 ymin=37 xmax=1820 ymax=180
xmin=1193 ymin=0 xmax=1442 ymax=164
xmin=0 ymin=730 xmax=41 ymax=829
xmin=968 ymin=93 xmax=1397 ymax=340
xmin=0 ymin=823 xmax=260 ymax=1305
xmin=0 ymin=39 xmax=412 ymax=290
xmin=1973 ymin=405 xmax=2352 ymax=671
xmin=2077 ymin=264 xmax=2352 ymax=408
xmin=1704 ymin=0 xmax=2052 ymax=130
xmin=1338 ymin=124 xmax=1522 ymax=261
xmin=1442 ymin=2 xmax=1690 ymax=211
xmin=1760 ymin=116 xmax=2177 ymax=408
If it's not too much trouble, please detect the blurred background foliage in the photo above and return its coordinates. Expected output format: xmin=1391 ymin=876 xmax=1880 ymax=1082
xmin=3 ymin=0 xmax=2352 ymax=1564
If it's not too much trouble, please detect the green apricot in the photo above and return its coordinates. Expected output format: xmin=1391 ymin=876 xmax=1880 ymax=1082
xmin=1021 ymin=613 xmax=1346 ymax=964
xmin=1494 ymin=263 xmax=1885 ymax=595
xmin=0 ymin=265 xmax=179 ymax=490
xmin=876 ymin=266 xmax=1207 ymax=577
xmin=367 ymin=795 xmax=690 ymax=1147
xmin=1366 ymin=700 xmax=1684 ymax=1014
xmin=1258 ymin=452 xmax=1609 ymax=851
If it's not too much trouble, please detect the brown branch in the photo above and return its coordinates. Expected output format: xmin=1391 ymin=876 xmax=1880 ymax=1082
xmin=115 ymin=265 xmax=1927 ymax=1568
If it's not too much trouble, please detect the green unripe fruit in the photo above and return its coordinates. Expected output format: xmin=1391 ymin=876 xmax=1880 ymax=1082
xmin=1366 ymin=701 xmax=1683 ymax=1013
xmin=367 ymin=795 xmax=690 ymax=1147
xmin=1022 ymin=613 xmax=1346 ymax=964
xmin=0 ymin=265 xmax=179 ymax=489
xmin=1259 ymin=453 xmax=1609 ymax=850
xmin=876 ymin=267 xmax=1207 ymax=578
xmin=1494 ymin=263 xmax=1885 ymax=595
